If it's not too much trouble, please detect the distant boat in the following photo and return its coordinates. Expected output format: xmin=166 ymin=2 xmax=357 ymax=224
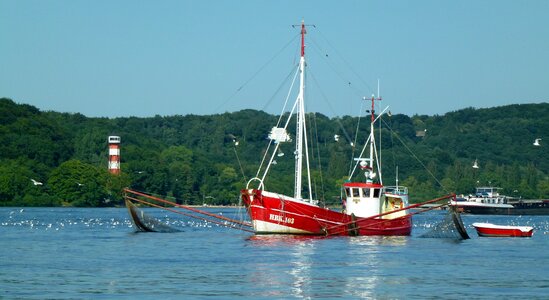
xmin=472 ymin=222 xmax=533 ymax=237
xmin=451 ymin=187 xmax=549 ymax=215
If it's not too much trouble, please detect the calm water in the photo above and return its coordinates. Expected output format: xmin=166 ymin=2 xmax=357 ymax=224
xmin=1 ymin=207 xmax=548 ymax=299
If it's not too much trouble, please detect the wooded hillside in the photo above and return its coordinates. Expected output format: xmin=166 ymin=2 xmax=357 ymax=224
xmin=1 ymin=98 xmax=547 ymax=206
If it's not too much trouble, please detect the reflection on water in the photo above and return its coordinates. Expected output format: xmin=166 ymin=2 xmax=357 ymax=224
xmin=288 ymin=238 xmax=315 ymax=298
xmin=343 ymin=236 xmax=406 ymax=298
xmin=349 ymin=235 xmax=408 ymax=247
xmin=245 ymin=234 xmax=411 ymax=298
xmin=246 ymin=234 xmax=325 ymax=246
xmin=2 ymin=208 xmax=549 ymax=298
xmin=245 ymin=235 xmax=319 ymax=298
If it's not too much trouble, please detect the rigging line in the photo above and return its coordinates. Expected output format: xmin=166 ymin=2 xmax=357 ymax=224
xmin=349 ymin=102 xmax=365 ymax=176
xmin=308 ymin=71 xmax=354 ymax=146
xmin=308 ymin=112 xmax=326 ymax=203
xmin=233 ymin=144 xmax=247 ymax=183
xmin=308 ymin=36 xmax=366 ymax=98
xmin=255 ymin=139 xmax=273 ymax=178
xmin=314 ymin=28 xmax=375 ymax=95
xmin=255 ymin=65 xmax=297 ymax=180
xmin=261 ymin=63 xmax=300 ymax=115
xmin=389 ymin=113 xmax=397 ymax=177
xmin=381 ymin=118 xmax=449 ymax=193
xmin=313 ymin=113 xmax=326 ymax=203
xmin=260 ymin=99 xmax=299 ymax=183
xmin=275 ymin=64 xmax=300 ymax=127
xmin=213 ymin=34 xmax=300 ymax=114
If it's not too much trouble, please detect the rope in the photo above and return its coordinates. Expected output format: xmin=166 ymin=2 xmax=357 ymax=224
xmin=381 ymin=118 xmax=449 ymax=193
xmin=308 ymin=72 xmax=354 ymax=146
xmin=126 ymin=196 xmax=254 ymax=233
xmin=324 ymin=193 xmax=455 ymax=235
xmin=233 ymin=144 xmax=247 ymax=184
xmin=308 ymin=35 xmax=368 ymax=98
xmin=213 ymin=34 xmax=299 ymax=114
xmin=313 ymin=28 xmax=375 ymax=96
xmin=125 ymin=189 xmax=252 ymax=228
xmin=327 ymin=201 xmax=450 ymax=236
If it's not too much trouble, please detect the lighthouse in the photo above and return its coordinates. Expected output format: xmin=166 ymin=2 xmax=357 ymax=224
xmin=108 ymin=136 xmax=121 ymax=175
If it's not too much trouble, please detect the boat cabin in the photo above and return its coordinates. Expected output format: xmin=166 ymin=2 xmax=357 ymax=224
xmin=475 ymin=187 xmax=501 ymax=198
xmin=471 ymin=187 xmax=508 ymax=204
xmin=343 ymin=182 xmax=382 ymax=218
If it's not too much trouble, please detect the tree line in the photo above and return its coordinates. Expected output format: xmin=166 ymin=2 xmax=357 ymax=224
xmin=0 ymin=98 xmax=547 ymax=207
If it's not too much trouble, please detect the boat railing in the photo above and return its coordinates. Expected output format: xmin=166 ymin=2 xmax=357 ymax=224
xmin=383 ymin=186 xmax=408 ymax=195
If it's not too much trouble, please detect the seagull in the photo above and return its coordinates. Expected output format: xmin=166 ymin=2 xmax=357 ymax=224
xmin=30 ymin=179 xmax=43 ymax=186
xmin=533 ymin=138 xmax=541 ymax=146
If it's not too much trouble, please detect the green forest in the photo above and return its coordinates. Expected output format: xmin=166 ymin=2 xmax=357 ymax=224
xmin=1 ymin=97 xmax=547 ymax=207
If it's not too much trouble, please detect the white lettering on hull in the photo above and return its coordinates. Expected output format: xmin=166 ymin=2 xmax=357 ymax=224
xmin=269 ymin=214 xmax=295 ymax=224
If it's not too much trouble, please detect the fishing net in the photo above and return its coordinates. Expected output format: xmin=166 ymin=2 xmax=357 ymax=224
xmin=126 ymin=200 xmax=181 ymax=233
xmin=419 ymin=206 xmax=469 ymax=240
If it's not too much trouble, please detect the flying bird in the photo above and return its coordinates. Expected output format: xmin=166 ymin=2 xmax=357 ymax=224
xmin=30 ymin=179 xmax=43 ymax=186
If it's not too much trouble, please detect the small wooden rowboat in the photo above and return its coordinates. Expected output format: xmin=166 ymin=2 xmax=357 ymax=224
xmin=472 ymin=222 xmax=534 ymax=237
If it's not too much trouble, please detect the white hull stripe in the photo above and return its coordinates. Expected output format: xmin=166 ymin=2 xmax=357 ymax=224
xmin=253 ymin=220 xmax=312 ymax=234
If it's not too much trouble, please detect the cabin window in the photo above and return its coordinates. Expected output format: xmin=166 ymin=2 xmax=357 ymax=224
xmin=352 ymin=188 xmax=360 ymax=197
xmin=362 ymin=188 xmax=370 ymax=197
xmin=345 ymin=188 xmax=351 ymax=197
xmin=373 ymin=188 xmax=380 ymax=197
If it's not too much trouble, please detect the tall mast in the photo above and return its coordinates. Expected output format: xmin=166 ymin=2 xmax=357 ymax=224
xmin=294 ymin=20 xmax=307 ymax=200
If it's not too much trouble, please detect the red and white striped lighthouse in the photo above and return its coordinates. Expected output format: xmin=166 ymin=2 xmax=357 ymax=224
xmin=108 ymin=136 xmax=121 ymax=175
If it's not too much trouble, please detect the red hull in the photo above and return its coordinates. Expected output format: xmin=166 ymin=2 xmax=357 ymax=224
xmin=241 ymin=189 xmax=412 ymax=236
xmin=472 ymin=223 xmax=533 ymax=237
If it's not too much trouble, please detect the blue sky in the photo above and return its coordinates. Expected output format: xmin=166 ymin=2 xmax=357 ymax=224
xmin=1 ymin=1 xmax=548 ymax=118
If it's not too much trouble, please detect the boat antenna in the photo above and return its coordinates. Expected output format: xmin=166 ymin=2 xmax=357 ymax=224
xmin=292 ymin=21 xmax=316 ymax=57
xmin=369 ymin=91 xmax=382 ymax=184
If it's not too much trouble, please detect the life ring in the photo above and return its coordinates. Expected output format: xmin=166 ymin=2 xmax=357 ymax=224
xmin=246 ymin=177 xmax=265 ymax=191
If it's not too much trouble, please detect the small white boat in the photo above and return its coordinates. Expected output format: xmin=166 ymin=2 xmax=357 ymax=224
xmin=472 ymin=222 xmax=534 ymax=237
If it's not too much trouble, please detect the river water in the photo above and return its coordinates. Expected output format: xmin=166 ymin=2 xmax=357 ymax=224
xmin=1 ymin=207 xmax=548 ymax=299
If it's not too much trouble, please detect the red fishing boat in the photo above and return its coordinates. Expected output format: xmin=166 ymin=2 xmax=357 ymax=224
xmin=123 ymin=21 xmax=463 ymax=238
xmin=472 ymin=222 xmax=534 ymax=237
xmin=240 ymin=21 xmax=452 ymax=236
